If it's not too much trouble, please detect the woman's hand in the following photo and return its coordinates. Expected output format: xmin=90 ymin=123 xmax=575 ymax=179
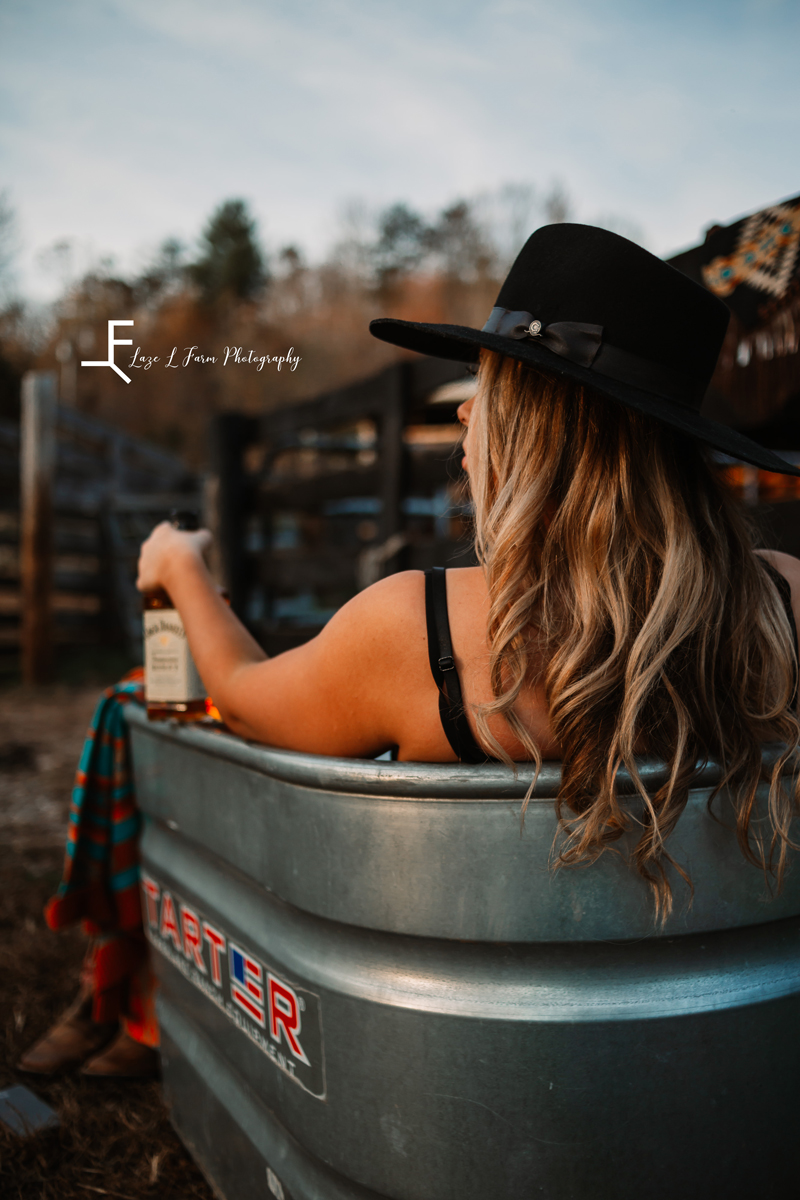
xmin=136 ymin=521 xmax=213 ymax=593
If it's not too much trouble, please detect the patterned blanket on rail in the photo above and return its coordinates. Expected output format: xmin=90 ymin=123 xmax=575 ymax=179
xmin=44 ymin=669 xmax=149 ymax=1025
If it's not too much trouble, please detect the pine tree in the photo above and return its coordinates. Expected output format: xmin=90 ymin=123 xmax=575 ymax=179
xmin=189 ymin=200 xmax=267 ymax=303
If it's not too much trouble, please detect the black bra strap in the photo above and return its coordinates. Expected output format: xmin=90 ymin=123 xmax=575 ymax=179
xmin=760 ymin=558 xmax=799 ymax=707
xmin=426 ymin=560 xmax=798 ymax=764
xmin=424 ymin=567 xmax=487 ymax=762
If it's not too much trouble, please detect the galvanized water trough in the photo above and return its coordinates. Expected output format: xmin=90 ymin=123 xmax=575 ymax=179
xmin=127 ymin=704 xmax=800 ymax=1200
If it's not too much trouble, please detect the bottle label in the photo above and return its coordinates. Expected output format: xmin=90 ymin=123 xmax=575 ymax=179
xmin=143 ymin=609 xmax=206 ymax=702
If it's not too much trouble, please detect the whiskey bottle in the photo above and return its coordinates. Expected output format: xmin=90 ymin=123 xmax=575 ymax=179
xmin=143 ymin=510 xmax=207 ymax=722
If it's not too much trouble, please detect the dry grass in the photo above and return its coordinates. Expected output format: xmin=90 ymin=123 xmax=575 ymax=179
xmin=0 ymin=686 xmax=99 ymax=854
xmin=0 ymin=685 xmax=216 ymax=1199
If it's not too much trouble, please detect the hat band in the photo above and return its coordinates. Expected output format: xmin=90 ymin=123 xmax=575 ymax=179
xmin=482 ymin=308 xmax=704 ymax=410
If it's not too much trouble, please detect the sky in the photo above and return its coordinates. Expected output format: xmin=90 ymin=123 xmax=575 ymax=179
xmin=1 ymin=0 xmax=799 ymax=301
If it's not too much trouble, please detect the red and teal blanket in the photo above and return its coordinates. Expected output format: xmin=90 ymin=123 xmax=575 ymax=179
xmin=44 ymin=669 xmax=157 ymax=1042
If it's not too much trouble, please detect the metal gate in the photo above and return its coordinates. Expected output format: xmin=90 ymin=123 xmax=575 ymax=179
xmin=127 ymin=706 xmax=800 ymax=1200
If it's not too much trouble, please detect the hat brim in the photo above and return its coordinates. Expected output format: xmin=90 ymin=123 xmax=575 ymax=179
xmin=369 ymin=317 xmax=800 ymax=479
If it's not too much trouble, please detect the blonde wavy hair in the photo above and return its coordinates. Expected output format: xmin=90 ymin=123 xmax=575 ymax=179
xmin=468 ymin=349 xmax=800 ymax=919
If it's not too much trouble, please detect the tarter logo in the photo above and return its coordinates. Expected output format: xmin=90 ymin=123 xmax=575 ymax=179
xmin=81 ymin=319 xmax=134 ymax=384
xmin=140 ymin=873 xmax=325 ymax=1098
xmin=230 ymin=943 xmax=266 ymax=1027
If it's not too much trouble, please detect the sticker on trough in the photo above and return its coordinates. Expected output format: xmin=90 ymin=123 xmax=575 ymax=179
xmin=141 ymin=873 xmax=325 ymax=1099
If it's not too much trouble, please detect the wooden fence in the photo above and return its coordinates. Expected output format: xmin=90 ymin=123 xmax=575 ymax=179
xmin=214 ymin=357 xmax=477 ymax=654
xmin=213 ymin=359 xmax=800 ymax=657
xmin=9 ymin=362 xmax=797 ymax=683
xmin=3 ymin=370 xmax=200 ymax=682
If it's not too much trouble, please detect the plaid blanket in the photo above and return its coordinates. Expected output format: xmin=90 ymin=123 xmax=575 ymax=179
xmin=44 ymin=669 xmax=158 ymax=1044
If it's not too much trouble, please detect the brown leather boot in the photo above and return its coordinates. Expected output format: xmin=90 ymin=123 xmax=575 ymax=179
xmin=81 ymin=1029 xmax=159 ymax=1079
xmin=17 ymin=992 xmax=118 ymax=1075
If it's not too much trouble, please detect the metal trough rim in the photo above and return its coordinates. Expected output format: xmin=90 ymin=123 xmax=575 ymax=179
xmin=124 ymin=705 xmax=794 ymax=801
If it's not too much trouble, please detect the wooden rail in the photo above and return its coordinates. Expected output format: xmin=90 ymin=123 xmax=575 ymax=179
xmin=213 ymin=359 xmax=800 ymax=657
xmin=214 ymin=357 xmax=478 ymax=653
xmin=8 ymin=370 xmax=199 ymax=683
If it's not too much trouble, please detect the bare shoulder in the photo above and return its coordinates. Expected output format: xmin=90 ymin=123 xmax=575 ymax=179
xmin=226 ymin=571 xmax=432 ymax=756
xmin=318 ymin=569 xmax=426 ymax=645
xmin=304 ymin=569 xmax=430 ymax=693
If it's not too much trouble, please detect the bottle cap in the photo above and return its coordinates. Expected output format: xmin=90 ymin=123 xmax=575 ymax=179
xmin=169 ymin=509 xmax=199 ymax=531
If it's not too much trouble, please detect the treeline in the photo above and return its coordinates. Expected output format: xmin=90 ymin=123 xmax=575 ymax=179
xmin=0 ymin=186 xmax=642 ymax=466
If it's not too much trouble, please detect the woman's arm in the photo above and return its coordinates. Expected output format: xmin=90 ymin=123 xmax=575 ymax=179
xmin=136 ymin=522 xmax=431 ymax=756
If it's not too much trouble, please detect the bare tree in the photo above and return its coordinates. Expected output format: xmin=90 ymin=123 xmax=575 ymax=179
xmin=0 ymin=190 xmax=20 ymax=299
xmin=591 ymin=214 xmax=647 ymax=247
xmin=543 ymin=182 xmax=573 ymax=225
xmin=427 ymin=200 xmax=495 ymax=282
xmin=474 ymin=182 xmax=538 ymax=270
xmin=372 ymin=202 xmax=430 ymax=290
xmin=136 ymin=237 xmax=187 ymax=303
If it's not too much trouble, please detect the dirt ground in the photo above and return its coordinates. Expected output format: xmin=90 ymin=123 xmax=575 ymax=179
xmin=0 ymin=685 xmax=215 ymax=1199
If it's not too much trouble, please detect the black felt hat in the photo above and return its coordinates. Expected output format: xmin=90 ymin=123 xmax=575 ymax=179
xmin=369 ymin=222 xmax=800 ymax=477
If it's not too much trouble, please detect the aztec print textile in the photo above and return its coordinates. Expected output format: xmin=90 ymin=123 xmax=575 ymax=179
xmin=702 ymin=203 xmax=800 ymax=303
xmin=668 ymin=194 xmax=800 ymax=329
xmin=44 ymin=669 xmax=158 ymax=1043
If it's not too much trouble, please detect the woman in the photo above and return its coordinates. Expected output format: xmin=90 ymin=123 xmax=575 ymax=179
xmin=21 ymin=224 xmax=800 ymax=1079
xmin=137 ymin=222 xmax=800 ymax=920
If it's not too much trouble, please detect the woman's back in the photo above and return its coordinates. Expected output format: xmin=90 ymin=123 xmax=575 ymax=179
xmin=277 ymin=547 xmax=799 ymax=766
xmin=423 ymin=550 xmax=800 ymax=763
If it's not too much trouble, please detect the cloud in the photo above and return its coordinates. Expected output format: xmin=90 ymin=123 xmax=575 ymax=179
xmin=1 ymin=0 xmax=799 ymax=298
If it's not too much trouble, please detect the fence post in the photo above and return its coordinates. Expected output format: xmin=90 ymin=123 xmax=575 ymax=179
xmin=376 ymin=363 xmax=410 ymax=575
xmin=20 ymin=371 xmax=57 ymax=684
xmin=211 ymin=413 xmax=260 ymax=619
